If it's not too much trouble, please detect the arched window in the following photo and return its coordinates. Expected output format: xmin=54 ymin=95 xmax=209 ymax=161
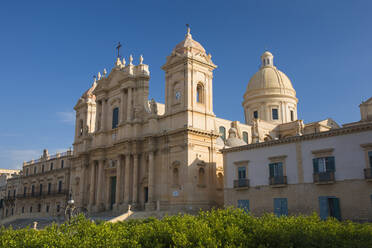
xmin=172 ymin=167 xmax=179 ymax=186
xmin=196 ymin=83 xmax=204 ymax=103
xmin=198 ymin=167 xmax=205 ymax=186
xmin=219 ymin=126 xmax=226 ymax=141
xmin=79 ymin=119 xmax=84 ymax=136
xmin=242 ymin=132 xmax=248 ymax=144
xmin=112 ymin=107 xmax=119 ymax=129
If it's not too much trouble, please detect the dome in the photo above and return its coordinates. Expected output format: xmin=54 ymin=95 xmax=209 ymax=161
xmin=245 ymin=51 xmax=296 ymax=98
xmin=173 ymin=27 xmax=206 ymax=55
xmin=225 ymin=128 xmax=247 ymax=147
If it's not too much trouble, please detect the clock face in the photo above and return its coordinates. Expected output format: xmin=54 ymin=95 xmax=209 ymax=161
xmin=175 ymin=91 xmax=181 ymax=100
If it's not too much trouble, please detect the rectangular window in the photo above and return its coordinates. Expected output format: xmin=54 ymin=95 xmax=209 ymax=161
xmin=34 ymin=166 xmax=37 ymax=174
xmin=31 ymin=185 xmax=35 ymax=196
xmin=57 ymin=204 xmax=60 ymax=213
xmin=61 ymin=160 xmax=64 ymax=169
xmin=112 ymin=107 xmax=119 ymax=129
xmin=39 ymin=184 xmax=43 ymax=195
xmin=238 ymin=167 xmax=246 ymax=179
xmin=253 ymin=111 xmax=258 ymax=119
xmin=13 ymin=189 xmax=16 ymax=197
xmin=290 ymin=110 xmax=294 ymax=121
xmin=46 ymin=205 xmax=49 ymax=213
xmin=8 ymin=190 xmax=10 ymax=197
xmin=319 ymin=196 xmax=341 ymax=220
xmin=272 ymin=109 xmax=279 ymax=120
xmin=50 ymin=163 xmax=54 ymax=170
xmin=269 ymin=162 xmax=283 ymax=177
xmin=23 ymin=187 xmax=27 ymax=196
xmin=30 ymin=206 xmax=32 ymax=213
xmin=368 ymin=151 xmax=372 ymax=168
xmin=58 ymin=181 xmax=62 ymax=193
xmin=48 ymin=183 xmax=51 ymax=194
xmin=26 ymin=168 xmax=29 ymax=176
xmin=42 ymin=164 xmax=45 ymax=173
xmin=313 ymin=157 xmax=335 ymax=173
xmin=274 ymin=198 xmax=288 ymax=216
xmin=237 ymin=199 xmax=250 ymax=212
xmin=22 ymin=207 xmax=24 ymax=213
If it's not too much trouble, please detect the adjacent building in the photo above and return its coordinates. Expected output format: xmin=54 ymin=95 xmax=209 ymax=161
xmin=0 ymin=149 xmax=72 ymax=220
xmin=222 ymin=59 xmax=372 ymax=221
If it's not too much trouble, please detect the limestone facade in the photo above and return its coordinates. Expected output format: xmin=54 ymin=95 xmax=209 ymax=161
xmin=0 ymin=149 xmax=72 ymax=220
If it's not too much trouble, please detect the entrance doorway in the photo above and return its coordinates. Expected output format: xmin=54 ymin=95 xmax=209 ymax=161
xmin=144 ymin=187 xmax=148 ymax=203
xmin=110 ymin=176 xmax=116 ymax=210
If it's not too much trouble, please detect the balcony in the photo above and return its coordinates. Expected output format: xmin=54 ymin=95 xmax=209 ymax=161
xmin=16 ymin=190 xmax=69 ymax=199
xmin=364 ymin=168 xmax=372 ymax=181
xmin=313 ymin=171 xmax=335 ymax=184
xmin=233 ymin=179 xmax=250 ymax=189
xmin=269 ymin=176 xmax=287 ymax=187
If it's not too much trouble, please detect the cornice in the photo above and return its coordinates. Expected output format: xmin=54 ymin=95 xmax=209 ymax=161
xmin=222 ymin=123 xmax=372 ymax=154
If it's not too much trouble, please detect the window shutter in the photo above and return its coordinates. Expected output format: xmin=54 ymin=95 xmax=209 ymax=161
xmin=332 ymin=198 xmax=341 ymax=221
xmin=318 ymin=196 xmax=329 ymax=220
xmin=269 ymin=164 xmax=274 ymax=177
xmin=278 ymin=163 xmax=284 ymax=177
xmin=313 ymin=158 xmax=319 ymax=173
xmin=326 ymin=156 xmax=335 ymax=172
xmin=281 ymin=198 xmax=288 ymax=216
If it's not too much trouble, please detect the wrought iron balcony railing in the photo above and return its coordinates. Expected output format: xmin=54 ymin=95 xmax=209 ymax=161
xmin=313 ymin=171 xmax=335 ymax=184
xmin=364 ymin=168 xmax=372 ymax=180
xmin=269 ymin=176 xmax=287 ymax=186
xmin=16 ymin=189 xmax=69 ymax=199
xmin=233 ymin=179 xmax=250 ymax=188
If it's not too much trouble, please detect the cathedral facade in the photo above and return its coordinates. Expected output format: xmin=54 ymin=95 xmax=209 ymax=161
xmin=70 ymin=27 xmax=340 ymax=213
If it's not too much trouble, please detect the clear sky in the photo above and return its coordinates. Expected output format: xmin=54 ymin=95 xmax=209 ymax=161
xmin=0 ymin=0 xmax=371 ymax=169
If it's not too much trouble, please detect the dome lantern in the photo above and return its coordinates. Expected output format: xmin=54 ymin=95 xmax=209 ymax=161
xmin=261 ymin=51 xmax=274 ymax=67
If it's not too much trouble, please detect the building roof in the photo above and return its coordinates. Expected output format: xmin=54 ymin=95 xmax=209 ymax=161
xmin=173 ymin=27 xmax=206 ymax=55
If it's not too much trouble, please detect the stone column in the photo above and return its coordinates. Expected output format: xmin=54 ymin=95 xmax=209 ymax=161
xmin=132 ymin=154 xmax=139 ymax=205
xmin=89 ymin=161 xmax=96 ymax=209
xmin=115 ymin=155 xmax=123 ymax=209
xmin=148 ymin=151 xmax=155 ymax=203
xmin=96 ymin=159 xmax=104 ymax=210
xmin=126 ymin=88 xmax=132 ymax=121
xmin=101 ymin=99 xmax=108 ymax=131
xmin=79 ymin=162 xmax=86 ymax=207
xmin=124 ymin=154 xmax=131 ymax=204
xmin=120 ymin=89 xmax=126 ymax=124
xmin=95 ymin=101 xmax=102 ymax=131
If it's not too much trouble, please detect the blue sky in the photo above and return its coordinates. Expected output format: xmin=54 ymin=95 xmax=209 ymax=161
xmin=0 ymin=0 xmax=371 ymax=169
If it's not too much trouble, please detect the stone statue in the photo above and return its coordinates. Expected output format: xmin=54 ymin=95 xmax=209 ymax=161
xmin=296 ymin=120 xmax=304 ymax=136
xmin=83 ymin=125 xmax=89 ymax=136
xmin=139 ymin=55 xmax=143 ymax=65
xmin=129 ymin=54 xmax=133 ymax=65
xmin=150 ymin=98 xmax=158 ymax=115
xmin=122 ymin=58 xmax=126 ymax=67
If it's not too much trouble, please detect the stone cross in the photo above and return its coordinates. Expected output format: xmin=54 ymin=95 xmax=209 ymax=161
xmin=116 ymin=42 xmax=122 ymax=58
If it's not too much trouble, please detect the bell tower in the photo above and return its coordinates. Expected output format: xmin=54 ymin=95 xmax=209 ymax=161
xmin=162 ymin=26 xmax=217 ymax=129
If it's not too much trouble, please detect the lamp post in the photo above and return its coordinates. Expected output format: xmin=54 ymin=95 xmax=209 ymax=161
xmin=65 ymin=191 xmax=76 ymax=223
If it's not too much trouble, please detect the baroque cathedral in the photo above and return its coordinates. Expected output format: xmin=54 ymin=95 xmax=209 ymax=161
xmin=70 ymin=26 xmax=338 ymax=213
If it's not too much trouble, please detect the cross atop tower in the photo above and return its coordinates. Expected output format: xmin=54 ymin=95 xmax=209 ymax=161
xmin=116 ymin=42 xmax=122 ymax=58
xmin=186 ymin=24 xmax=190 ymax=35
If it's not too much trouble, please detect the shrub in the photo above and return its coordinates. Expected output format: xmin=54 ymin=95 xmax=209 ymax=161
xmin=0 ymin=208 xmax=371 ymax=247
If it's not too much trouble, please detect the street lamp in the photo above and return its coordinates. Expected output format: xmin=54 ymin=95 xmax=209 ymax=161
xmin=65 ymin=191 xmax=76 ymax=223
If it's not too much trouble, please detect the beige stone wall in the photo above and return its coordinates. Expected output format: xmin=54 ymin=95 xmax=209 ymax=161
xmin=225 ymin=180 xmax=372 ymax=221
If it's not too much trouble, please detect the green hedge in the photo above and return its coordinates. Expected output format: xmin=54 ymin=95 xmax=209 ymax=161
xmin=1 ymin=208 xmax=372 ymax=247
